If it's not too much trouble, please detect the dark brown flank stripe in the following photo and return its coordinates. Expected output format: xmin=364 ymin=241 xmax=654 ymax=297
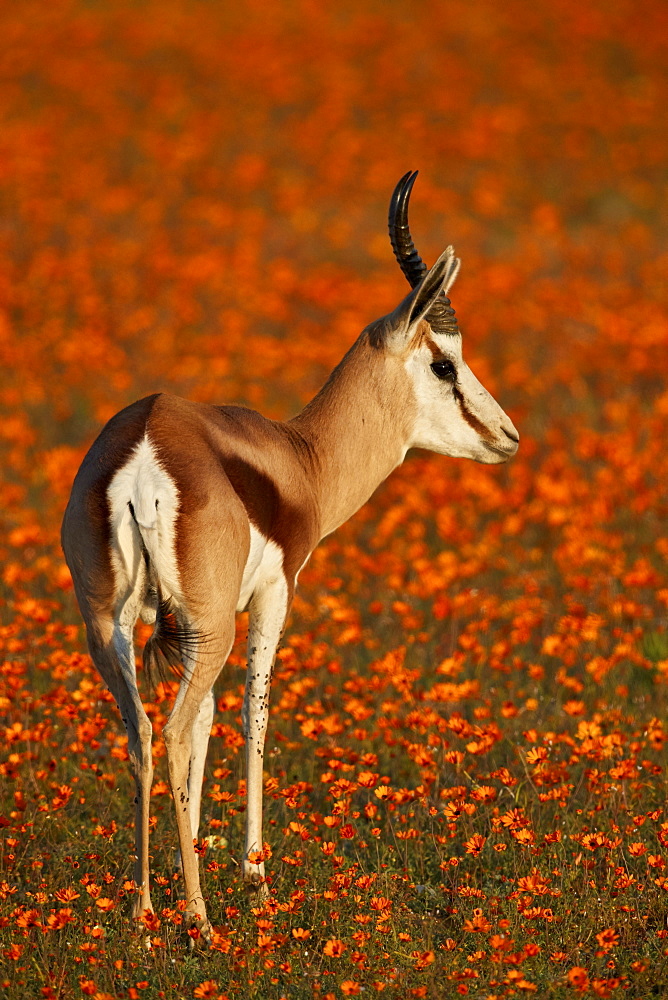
xmin=144 ymin=394 xmax=320 ymax=589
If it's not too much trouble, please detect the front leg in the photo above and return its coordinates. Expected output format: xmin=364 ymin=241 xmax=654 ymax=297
xmin=243 ymin=574 xmax=290 ymax=897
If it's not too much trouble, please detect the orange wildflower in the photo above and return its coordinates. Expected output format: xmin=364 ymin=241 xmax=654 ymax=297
xmin=463 ymin=909 xmax=492 ymax=933
xmin=595 ymin=929 xmax=619 ymax=951
xmin=411 ymin=950 xmax=435 ymax=969
xmin=94 ymin=897 xmax=116 ymax=912
xmin=193 ymin=983 xmax=220 ymax=999
xmin=464 ymin=834 xmax=486 ymax=856
xmin=54 ymin=886 xmax=80 ymax=902
xmin=323 ymin=938 xmax=346 ymax=957
xmin=566 ymin=967 xmax=590 ymax=991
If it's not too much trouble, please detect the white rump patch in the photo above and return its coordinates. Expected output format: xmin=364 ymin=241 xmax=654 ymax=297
xmin=107 ymin=435 xmax=181 ymax=616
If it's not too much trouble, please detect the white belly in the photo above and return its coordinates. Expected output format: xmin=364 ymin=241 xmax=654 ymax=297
xmin=237 ymin=524 xmax=285 ymax=611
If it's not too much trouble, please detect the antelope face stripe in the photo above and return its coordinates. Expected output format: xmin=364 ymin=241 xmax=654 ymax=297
xmin=404 ymin=332 xmax=519 ymax=463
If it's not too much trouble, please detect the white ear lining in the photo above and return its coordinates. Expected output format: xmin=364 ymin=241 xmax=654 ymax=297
xmin=441 ymin=248 xmax=461 ymax=295
xmin=407 ymin=247 xmax=460 ymax=329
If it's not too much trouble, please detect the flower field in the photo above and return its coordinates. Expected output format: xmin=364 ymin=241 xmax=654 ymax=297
xmin=1 ymin=0 xmax=668 ymax=996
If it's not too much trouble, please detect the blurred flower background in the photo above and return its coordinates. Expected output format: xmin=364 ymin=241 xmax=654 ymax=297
xmin=1 ymin=0 xmax=667 ymax=996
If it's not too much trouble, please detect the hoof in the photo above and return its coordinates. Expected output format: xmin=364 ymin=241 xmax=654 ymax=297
xmin=185 ymin=904 xmax=212 ymax=949
xmin=131 ymin=900 xmax=156 ymax=924
xmin=244 ymin=873 xmax=269 ymax=901
xmin=132 ymin=903 xmax=157 ymax=951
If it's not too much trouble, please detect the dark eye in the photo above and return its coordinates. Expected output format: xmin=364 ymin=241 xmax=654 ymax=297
xmin=430 ymin=359 xmax=456 ymax=382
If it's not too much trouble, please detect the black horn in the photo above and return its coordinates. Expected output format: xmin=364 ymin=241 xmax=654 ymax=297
xmin=388 ymin=171 xmax=460 ymax=335
xmin=388 ymin=170 xmax=428 ymax=287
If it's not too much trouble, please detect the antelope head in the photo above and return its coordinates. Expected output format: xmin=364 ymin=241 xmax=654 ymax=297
xmin=383 ymin=171 xmax=519 ymax=464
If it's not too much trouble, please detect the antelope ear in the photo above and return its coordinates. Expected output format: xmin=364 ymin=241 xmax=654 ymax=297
xmin=369 ymin=248 xmax=461 ymax=354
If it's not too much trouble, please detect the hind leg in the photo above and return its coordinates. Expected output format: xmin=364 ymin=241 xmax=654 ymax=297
xmin=163 ymin=620 xmax=236 ymax=941
xmin=173 ymin=688 xmax=216 ymax=875
xmin=186 ymin=688 xmax=216 ymax=843
xmin=158 ymin=484 xmax=250 ymax=935
xmin=87 ymin=613 xmax=155 ymax=921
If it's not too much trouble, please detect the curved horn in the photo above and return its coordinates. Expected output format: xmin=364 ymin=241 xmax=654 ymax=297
xmin=388 ymin=171 xmax=460 ymax=335
xmin=388 ymin=170 xmax=428 ymax=287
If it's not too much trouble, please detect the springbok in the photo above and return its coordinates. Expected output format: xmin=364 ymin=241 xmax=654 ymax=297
xmin=62 ymin=171 xmax=519 ymax=939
